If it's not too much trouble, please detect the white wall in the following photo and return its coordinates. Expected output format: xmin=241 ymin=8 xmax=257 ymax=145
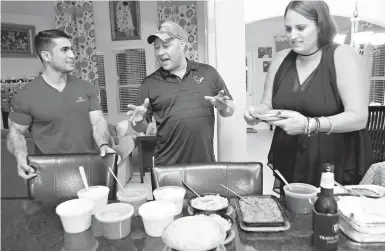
xmin=214 ymin=0 xmax=248 ymax=161
xmin=1 ymin=1 xmax=55 ymax=78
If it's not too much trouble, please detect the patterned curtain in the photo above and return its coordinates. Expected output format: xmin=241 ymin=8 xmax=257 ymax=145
xmin=54 ymin=1 xmax=99 ymax=85
xmin=158 ymin=1 xmax=198 ymax=62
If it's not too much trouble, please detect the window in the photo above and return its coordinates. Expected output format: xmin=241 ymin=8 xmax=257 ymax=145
xmin=95 ymin=52 xmax=108 ymax=114
xmin=115 ymin=48 xmax=147 ymax=113
xmin=370 ymin=45 xmax=385 ymax=105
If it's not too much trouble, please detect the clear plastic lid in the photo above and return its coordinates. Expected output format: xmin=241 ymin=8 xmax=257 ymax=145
xmin=117 ymin=188 xmax=148 ymax=201
xmin=95 ymin=203 xmax=134 ymax=223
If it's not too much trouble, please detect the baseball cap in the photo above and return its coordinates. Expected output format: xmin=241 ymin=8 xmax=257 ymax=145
xmin=147 ymin=21 xmax=188 ymax=44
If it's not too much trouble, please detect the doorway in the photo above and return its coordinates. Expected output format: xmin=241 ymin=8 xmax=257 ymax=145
xmin=246 ymin=50 xmax=255 ymax=131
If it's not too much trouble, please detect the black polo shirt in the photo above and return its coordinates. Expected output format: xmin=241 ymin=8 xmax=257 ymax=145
xmin=137 ymin=59 xmax=232 ymax=165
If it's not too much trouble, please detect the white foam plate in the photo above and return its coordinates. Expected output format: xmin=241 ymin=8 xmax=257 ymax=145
xmin=163 ymin=244 xmax=226 ymax=251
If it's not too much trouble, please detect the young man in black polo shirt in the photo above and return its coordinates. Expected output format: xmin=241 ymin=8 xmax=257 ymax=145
xmin=124 ymin=22 xmax=235 ymax=165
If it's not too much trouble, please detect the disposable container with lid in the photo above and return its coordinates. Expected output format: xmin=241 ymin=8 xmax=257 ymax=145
xmin=138 ymin=201 xmax=175 ymax=237
xmin=56 ymin=199 xmax=94 ymax=234
xmin=117 ymin=188 xmax=148 ymax=216
xmin=77 ymin=185 xmax=110 ymax=215
xmin=95 ymin=203 xmax=134 ymax=240
xmin=153 ymin=186 xmax=186 ymax=215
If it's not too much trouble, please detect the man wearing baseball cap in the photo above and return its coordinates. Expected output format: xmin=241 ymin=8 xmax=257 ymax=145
xmin=125 ymin=21 xmax=235 ymax=165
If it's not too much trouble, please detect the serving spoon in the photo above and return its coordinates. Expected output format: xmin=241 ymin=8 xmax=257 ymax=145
xmin=182 ymin=180 xmax=201 ymax=198
xmin=220 ymin=184 xmax=257 ymax=208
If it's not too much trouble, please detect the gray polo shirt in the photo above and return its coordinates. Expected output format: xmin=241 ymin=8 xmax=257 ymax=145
xmin=137 ymin=59 xmax=233 ymax=165
xmin=9 ymin=74 xmax=100 ymax=154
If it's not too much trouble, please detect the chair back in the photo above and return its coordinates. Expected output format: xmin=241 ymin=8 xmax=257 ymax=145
xmin=366 ymin=106 xmax=385 ymax=163
xmin=151 ymin=162 xmax=263 ymax=198
xmin=27 ymin=153 xmax=117 ymax=202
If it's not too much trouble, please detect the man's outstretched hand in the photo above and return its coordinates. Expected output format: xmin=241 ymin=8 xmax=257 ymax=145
xmin=204 ymin=90 xmax=230 ymax=110
xmin=127 ymin=98 xmax=150 ymax=126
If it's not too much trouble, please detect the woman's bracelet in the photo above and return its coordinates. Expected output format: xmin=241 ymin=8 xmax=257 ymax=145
xmin=314 ymin=117 xmax=321 ymax=135
xmin=306 ymin=117 xmax=321 ymax=137
xmin=304 ymin=117 xmax=310 ymax=135
xmin=325 ymin=117 xmax=333 ymax=135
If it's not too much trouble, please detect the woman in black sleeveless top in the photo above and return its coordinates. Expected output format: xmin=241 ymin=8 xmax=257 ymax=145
xmin=244 ymin=1 xmax=373 ymax=191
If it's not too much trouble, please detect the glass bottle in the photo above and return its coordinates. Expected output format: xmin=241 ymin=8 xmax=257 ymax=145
xmin=312 ymin=163 xmax=339 ymax=251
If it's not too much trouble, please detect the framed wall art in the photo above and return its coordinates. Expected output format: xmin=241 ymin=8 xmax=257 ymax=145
xmin=263 ymin=61 xmax=272 ymax=73
xmin=109 ymin=1 xmax=141 ymax=41
xmin=258 ymin=46 xmax=272 ymax=58
xmin=1 ymin=23 xmax=36 ymax=58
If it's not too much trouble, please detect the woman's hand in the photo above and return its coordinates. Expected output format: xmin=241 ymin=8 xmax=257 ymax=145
xmin=269 ymin=110 xmax=307 ymax=135
xmin=243 ymin=105 xmax=268 ymax=125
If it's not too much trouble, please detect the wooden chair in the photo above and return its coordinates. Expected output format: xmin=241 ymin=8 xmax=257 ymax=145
xmin=366 ymin=106 xmax=385 ymax=163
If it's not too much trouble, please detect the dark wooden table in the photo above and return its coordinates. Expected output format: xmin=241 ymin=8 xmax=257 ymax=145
xmin=2 ymin=198 xmax=385 ymax=251
xmin=135 ymin=135 xmax=156 ymax=183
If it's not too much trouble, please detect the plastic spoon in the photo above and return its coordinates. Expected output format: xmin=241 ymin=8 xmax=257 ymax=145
xmin=79 ymin=166 xmax=89 ymax=192
xmin=274 ymin=169 xmax=292 ymax=190
xmin=108 ymin=167 xmax=127 ymax=195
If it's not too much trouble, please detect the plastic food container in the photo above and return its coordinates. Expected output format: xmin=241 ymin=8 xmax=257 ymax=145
xmin=138 ymin=201 xmax=176 ymax=237
xmin=337 ymin=194 xmax=385 ymax=234
xmin=62 ymin=227 xmax=98 ymax=251
xmin=153 ymin=186 xmax=186 ymax=215
xmin=77 ymin=186 xmax=110 ymax=215
xmin=56 ymin=199 xmax=94 ymax=234
xmin=95 ymin=203 xmax=134 ymax=240
xmin=283 ymin=183 xmax=318 ymax=214
xmin=162 ymin=215 xmax=226 ymax=251
xmin=117 ymin=188 xmax=148 ymax=216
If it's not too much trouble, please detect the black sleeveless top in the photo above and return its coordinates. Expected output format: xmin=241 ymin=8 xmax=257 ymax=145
xmin=268 ymin=44 xmax=373 ymax=186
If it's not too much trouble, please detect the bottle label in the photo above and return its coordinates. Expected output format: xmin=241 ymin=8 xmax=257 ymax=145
xmin=312 ymin=209 xmax=339 ymax=250
xmin=320 ymin=173 xmax=334 ymax=189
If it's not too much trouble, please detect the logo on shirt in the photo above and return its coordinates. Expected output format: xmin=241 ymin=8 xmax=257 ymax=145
xmin=76 ymin=97 xmax=86 ymax=103
xmin=193 ymin=76 xmax=204 ymax=85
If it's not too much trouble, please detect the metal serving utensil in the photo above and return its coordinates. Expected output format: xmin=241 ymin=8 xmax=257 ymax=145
xmin=182 ymin=180 xmax=201 ymax=198
xmin=220 ymin=184 xmax=257 ymax=208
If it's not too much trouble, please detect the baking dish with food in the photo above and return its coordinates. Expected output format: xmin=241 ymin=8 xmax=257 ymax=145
xmin=236 ymin=195 xmax=289 ymax=228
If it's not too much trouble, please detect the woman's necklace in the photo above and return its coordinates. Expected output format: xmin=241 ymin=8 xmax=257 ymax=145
xmin=298 ymin=47 xmax=321 ymax=57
